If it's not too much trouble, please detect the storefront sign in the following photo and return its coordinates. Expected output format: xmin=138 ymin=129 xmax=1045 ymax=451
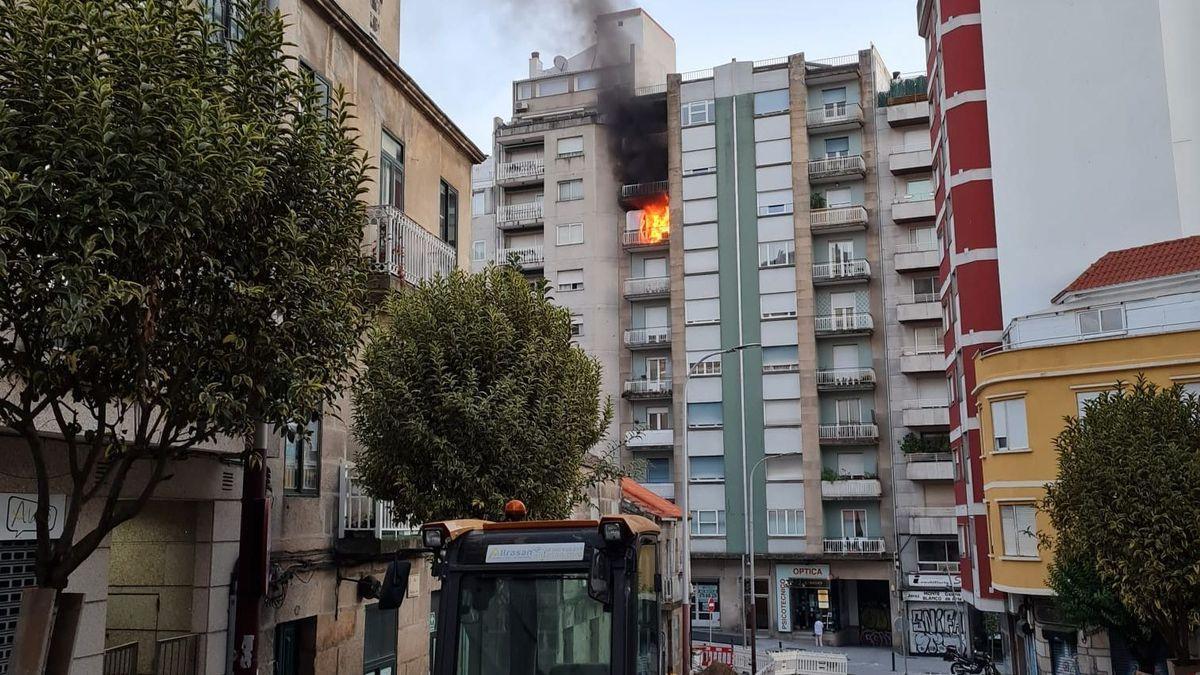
xmin=1 ymin=493 xmax=65 ymax=541
xmin=782 ymin=563 xmax=830 ymax=580
xmin=775 ymin=563 xmax=830 ymax=633
xmin=903 ymin=590 xmax=959 ymax=602
xmin=484 ymin=542 xmax=584 ymax=563
xmin=907 ymin=572 xmax=961 ymax=588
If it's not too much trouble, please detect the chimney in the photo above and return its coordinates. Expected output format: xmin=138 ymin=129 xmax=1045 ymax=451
xmin=529 ymin=51 xmax=542 ymax=78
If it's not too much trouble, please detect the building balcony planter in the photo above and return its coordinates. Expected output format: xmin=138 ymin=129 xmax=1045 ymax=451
xmin=495 ymin=245 xmax=544 ymax=271
xmin=891 ymin=194 xmax=935 ymax=222
xmin=810 ymin=205 xmax=868 ymax=234
xmin=623 ymin=276 xmax=670 ymax=299
xmin=623 ymin=326 xmax=671 ymax=349
xmin=820 ymin=478 xmax=882 ymax=499
xmin=812 ymin=259 xmax=871 ymax=285
xmin=367 ymin=205 xmax=456 ymax=292
xmin=815 ymin=367 xmax=876 ymax=391
xmin=495 ymin=156 xmax=545 ymax=186
xmin=496 ymin=201 xmax=545 ymax=229
xmin=815 ymin=312 xmax=874 ymax=336
xmin=622 ymin=378 xmax=673 ymax=399
xmin=817 ymin=423 xmax=879 ymax=444
xmin=808 ymin=155 xmax=866 ymax=183
xmin=823 ymin=537 xmax=885 ymax=555
xmin=896 ymin=294 xmax=941 ymax=322
xmin=806 ymin=102 xmax=864 ymax=132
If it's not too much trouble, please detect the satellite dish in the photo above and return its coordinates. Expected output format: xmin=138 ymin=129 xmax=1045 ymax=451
xmin=553 ymin=55 xmax=568 ymax=71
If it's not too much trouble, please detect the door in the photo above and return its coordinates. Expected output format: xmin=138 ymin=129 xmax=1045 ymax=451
xmin=835 ymin=398 xmax=861 ymax=424
xmin=829 ymin=240 xmax=854 ymax=277
xmin=841 ymin=509 xmax=867 ymax=539
xmin=831 ymin=291 xmax=856 ymax=329
xmin=822 ymin=87 xmax=847 ymax=117
xmin=644 ymin=305 xmax=669 ymax=330
xmin=647 ymin=406 xmax=670 ymax=430
xmin=832 ymin=344 xmax=858 ymax=384
xmin=363 ymin=604 xmax=398 ymax=675
xmin=825 ymin=187 xmax=852 ymax=208
xmin=644 ymin=257 xmax=667 ymax=279
xmin=645 ymin=356 xmax=669 ymax=382
xmin=837 ymin=452 xmax=864 ymax=478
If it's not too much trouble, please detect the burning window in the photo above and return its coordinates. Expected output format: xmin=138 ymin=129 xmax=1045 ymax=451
xmin=626 ymin=197 xmax=669 ymax=245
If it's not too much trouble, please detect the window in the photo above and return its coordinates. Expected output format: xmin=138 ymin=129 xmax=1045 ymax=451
xmin=644 ymin=458 xmax=670 ymax=483
xmin=690 ymin=510 xmax=726 ymax=536
xmin=758 ymin=241 xmax=796 ymax=268
xmin=1183 ymin=382 xmax=1200 ymax=397
xmin=439 ymin=180 xmax=458 ymax=248
xmin=472 ymin=187 xmax=491 ymax=215
xmin=824 ymin=136 xmax=850 ymax=158
xmin=753 ymin=89 xmax=789 ymax=116
xmin=1000 ymin=504 xmax=1038 ymax=557
xmin=681 ymin=100 xmax=715 ymax=127
xmin=283 ymin=416 xmax=320 ymax=495
xmin=557 ymin=268 xmax=584 ymax=292
xmin=298 ymin=62 xmax=330 ymax=115
xmin=645 ymin=406 xmax=670 ymax=430
xmin=471 ymin=240 xmax=486 ymax=262
xmin=767 ymin=509 xmax=805 ymax=536
xmin=689 ymin=457 xmax=725 ymax=481
xmin=913 ymin=325 xmax=941 ymax=352
xmin=990 ymin=398 xmax=1029 ymax=452
xmin=836 ymin=452 xmax=865 ymax=478
xmin=557 ymin=136 xmax=585 ymax=159
xmin=841 ymin=509 xmax=867 ymax=538
xmin=517 ymin=82 xmax=533 ymax=100
xmin=380 ymin=131 xmax=404 ymax=209
xmin=825 ymin=187 xmax=851 ymax=208
xmin=1078 ymin=306 xmax=1124 ymax=335
xmin=906 ymin=178 xmax=933 ymax=199
xmin=570 ymin=315 xmax=583 ymax=336
xmin=205 ymin=0 xmax=243 ymax=42
xmin=911 ymin=226 xmax=937 ymax=249
xmin=644 ymin=356 xmax=669 ymax=381
xmin=687 ymin=402 xmax=723 ymax=427
xmin=762 ymin=345 xmax=800 ymax=372
xmin=535 ymin=77 xmax=569 ymax=97
xmin=913 ymin=275 xmax=938 ymax=302
xmin=1075 ymin=390 xmax=1111 ymax=418
xmin=556 ymin=222 xmax=584 ymax=245
xmin=558 ymin=179 xmax=583 ymax=201
xmin=835 ymin=398 xmax=862 ymax=425
xmin=574 ymin=71 xmax=599 ymax=91
xmin=274 ymin=617 xmax=316 ymax=675
xmin=363 ymin=604 xmax=397 ymax=675
xmin=635 ymin=545 xmax=660 ymax=675
xmin=916 ymin=539 xmax=960 ymax=572
xmin=693 ymin=582 xmax=720 ymax=624
xmin=821 ymin=87 xmax=847 ymax=107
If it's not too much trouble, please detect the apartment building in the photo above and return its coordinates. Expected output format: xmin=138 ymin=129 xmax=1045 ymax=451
xmin=974 ymin=236 xmax=1200 ymax=675
xmin=666 ymin=50 xmax=904 ymax=647
xmin=0 ymin=1 xmax=483 ymax=672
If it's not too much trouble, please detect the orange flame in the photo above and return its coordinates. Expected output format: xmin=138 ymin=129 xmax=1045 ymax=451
xmin=639 ymin=196 xmax=669 ymax=244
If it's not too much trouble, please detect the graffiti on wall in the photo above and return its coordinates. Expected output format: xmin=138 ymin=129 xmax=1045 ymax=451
xmin=859 ymin=604 xmax=893 ymax=646
xmin=908 ymin=605 xmax=965 ymax=655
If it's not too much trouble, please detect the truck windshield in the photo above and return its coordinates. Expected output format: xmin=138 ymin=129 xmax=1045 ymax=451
xmin=454 ymin=574 xmax=611 ymax=675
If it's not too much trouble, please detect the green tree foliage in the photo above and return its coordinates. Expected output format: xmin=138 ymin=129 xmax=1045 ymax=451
xmin=0 ymin=0 xmax=369 ymax=587
xmin=1043 ymin=378 xmax=1200 ymax=661
xmin=352 ymin=266 xmax=621 ymax=522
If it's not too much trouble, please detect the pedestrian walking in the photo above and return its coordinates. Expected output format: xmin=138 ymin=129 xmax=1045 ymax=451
xmin=813 ymin=617 xmax=824 ymax=647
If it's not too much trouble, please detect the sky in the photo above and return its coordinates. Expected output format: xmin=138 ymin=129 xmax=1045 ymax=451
xmin=399 ymin=0 xmax=927 ymax=153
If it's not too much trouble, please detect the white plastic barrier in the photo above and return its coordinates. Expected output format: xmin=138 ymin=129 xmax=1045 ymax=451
xmin=766 ymin=650 xmax=849 ymax=675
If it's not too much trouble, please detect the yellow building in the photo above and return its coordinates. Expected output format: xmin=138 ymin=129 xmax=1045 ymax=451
xmin=973 ymin=235 xmax=1200 ymax=675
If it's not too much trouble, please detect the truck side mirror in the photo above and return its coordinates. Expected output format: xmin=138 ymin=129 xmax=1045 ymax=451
xmin=377 ymin=560 xmax=411 ymax=610
xmin=587 ymin=549 xmax=612 ymax=610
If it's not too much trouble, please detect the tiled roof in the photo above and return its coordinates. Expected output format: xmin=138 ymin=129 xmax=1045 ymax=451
xmin=1056 ymin=235 xmax=1200 ymax=300
xmin=619 ymin=477 xmax=681 ymax=521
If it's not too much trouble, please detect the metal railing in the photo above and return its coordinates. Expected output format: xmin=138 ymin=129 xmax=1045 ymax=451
xmin=810 ymin=205 xmax=867 ymax=230
xmin=808 ymin=53 xmax=858 ymax=68
xmin=892 ymin=142 xmax=932 ymax=155
xmin=903 ymin=342 xmax=943 ymax=355
xmin=895 ymin=240 xmax=938 ymax=254
xmin=814 ymin=312 xmax=873 ymax=332
xmin=103 ymin=642 xmax=138 ymax=675
xmin=634 ymin=83 xmax=667 ymax=96
xmin=495 ymin=157 xmax=544 ymax=183
xmin=905 ymin=398 xmax=949 ymax=410
xmin=624 ymin=325 xmax=671 ymax=347
xmin=496 ymin=201 xmax=544 ymax=224
xmin=808 ymin=154 xmax=865 ymax=179
xmin=495 ymin=245 xmax=544 ymax=267
xmin=621 ymin=229 xmax=670 ymax=247
xmin=623 ymin=379 xmax=673 ymax=396
xmin=823 ymin=537 xmax=886 ymax=554
xmin=340 ymin=464 xmax=418 ymax=538
xmin=812 ymin=259 xmax=870 ymax=282
xmin=894 ymin=191 xmax=935 ymax=203
xmin=754 ymin=55 xmax=790 ymax=69
xmin=906 ymin=451 xmax=953 ymax=463
xmin=898 ymin=292 xmax=939 ymax=305
xmin=623 ymin=276 xmax=670 ymax=297
xmin=815 ymin=367 xmax=876 ymax=388
xmin=821 ymin=478 xmax=883 ymax=499
xmin=155 ymin=634 xmax=199 ymax=675
xmin=817 ymin=422 xmax=879 ymax=442
xmin=680 ymin=68 xmax=714 ymax=82
xmin=620 ymin=180 xmax=668 ymax=200
xmin=367 ymin=205 xmax=456 ymax=285
xmin=806 ymin=102 xmax=863 ymax=126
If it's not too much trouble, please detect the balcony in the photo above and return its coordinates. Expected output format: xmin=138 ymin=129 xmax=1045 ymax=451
xmin=623 ymin=378 xmax=673 ymax=399
xmin=815 ymin=312 xmax=873 ymax=337
xmin=622 ymin=229 xmax=670 ymax=251
xmin=808 ymin=155 xmax=866 ymax=183
xmin=817 ymin=423 xmax=879 ymax=445
xmin=619 ymin=180 xmax=668 ymax=210
xmin=624 ymin=276 xmax=670 ymax=300
xmin=643 ymin=482 xmax=676 ymax=500
xmin=821 ymin=478 xmax=882 ymax=499
xmin=892 ymin=193 xmax=935 ymax=223
xmin=906 ymin=507 xmax=956 ymax=535
xmin=906 ymin=453 xmax=954 ymax=481
xmin=815 ymin=367 xmax=876 ymax=391
xmin=902 ymin=400 xmax=951 ymax=427
xmin=496 ymin=201 xmax=545 ymax=230
xmin=338 ymin=464 xmax=418 ymax=555
xmin=624 ymin=426 xmax=675 ymax=449
xmin=367 ymin=205 xmax=456 ymax=290
xmin=810 ymin=206 xmax=868 ymax=234
xmin=812 ymin=259 xmax=871 ymax=285
xmin=495 ymin=156 xmax=545 ymax=187
xmin=900 ymin=345 xmax=943 ymax=373
xmin=624 ymin=325 xmax=671 ymax=350
xmin=806 ymin=102 xmax=864 ymax=132
xmin=495 ymin=245 xmax=544 ymax=271
xmin=823 ymin=537 xmax=886 ymax=555
xmin=887 ymin=100 xmax=930 ymax=127
xmin=897 ymin=294 xmax=941 ymax=322
xmin=894 ymin=242 xmax=940 ymax=272
xmin=889 ymin=145 xmax=932 ymax=175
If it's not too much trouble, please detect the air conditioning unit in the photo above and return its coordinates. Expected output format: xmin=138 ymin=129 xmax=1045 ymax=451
xmin=515 ymin=101 xmax=530 ymax=112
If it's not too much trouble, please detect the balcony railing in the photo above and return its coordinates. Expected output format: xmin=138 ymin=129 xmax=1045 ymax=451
xmin=815 ymin=367 xmax=876 ymax=389
xmin=903 ymin=343 xmax=943 ymax=356
xmin=810 ymin=205 xmax=868 ymax=231
xmin=821 ymin=478 xmax=883 ymax=499
xmin=367 ymin=205 xmax=456 ymax=286
xmin=624 ymin=276 xmax=670 ymax=298
xmin=495 ymin=156 xmax=545 ymax=184
xmin=894 ymin=192 xmax=934 ymax=204
xmin=155 ymin=634 xmax=199 ymax=675
xmin=817 ymin=423 xmax=879 ymax=443
xmin=812 ymin=259 xmax=870 ymax=283
xmin=340 ymin=464 xmax=417 ymax=538
xmin=620 ymin=180 xmax=668 ymax=200
xmin=895 ymin=241 xmax=938 ymax=254
xmin=808 ymin=154 xmax=866 ymax=180
xmin=624 ymin=325 xmax=671 ymax=348
xmin=495 ymin=245 xmax=544 ymax=268
xmin=623 ymin=379 xmax=673 ymax=397
xmin=898 ymin=292 xmax=939 ymax=305
xmin=806 ymin=102 xmax=863 ymax=127
xmin=623 ymin=425 xmax=674 ymax=448
xmin=814 ymin=312 xmax=874 ymax=333
xmin=622 ymin=229 xmax=670 ymax=248
xmin=497 ymin=201 xmax=544 ymax=225
xmin=824 ymin=537 xmax=885 ymax=555
xmin=103 ymin=642 xmax=138 ymax=675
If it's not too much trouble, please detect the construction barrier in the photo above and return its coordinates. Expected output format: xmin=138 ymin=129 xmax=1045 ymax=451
xmin=765 ymin=650 xmax=849 ymax=675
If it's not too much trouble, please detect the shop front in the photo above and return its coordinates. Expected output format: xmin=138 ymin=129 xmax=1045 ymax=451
xmin=775 ymin=564 xmax=893 ymax=646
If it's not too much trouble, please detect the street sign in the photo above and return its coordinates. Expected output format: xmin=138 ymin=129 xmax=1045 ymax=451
xmin=1 ymin=493 xmax=65 ymax=541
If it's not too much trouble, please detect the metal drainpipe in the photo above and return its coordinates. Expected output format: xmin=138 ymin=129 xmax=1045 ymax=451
xmin=232 ymin=422 xmax=270 ymax=674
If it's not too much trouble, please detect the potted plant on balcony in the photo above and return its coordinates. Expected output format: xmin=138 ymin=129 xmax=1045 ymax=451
xmin=811 ymin=191 xmax=827 ymax=210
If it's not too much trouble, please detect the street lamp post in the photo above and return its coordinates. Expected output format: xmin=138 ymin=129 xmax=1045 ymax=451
xmin=681 ymin=342 xmax=758 ymax=668
xmin=746 ymin=450 xmax=803 ymax=675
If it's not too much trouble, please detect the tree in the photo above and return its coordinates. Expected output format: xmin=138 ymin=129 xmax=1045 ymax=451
xmin=351 ymin=265 xmax=622 ymax=523
xmin=0 ymin=0 xmax=369 ymax=593
xmin=1042 ymin=378 xmax=1200 ymax=663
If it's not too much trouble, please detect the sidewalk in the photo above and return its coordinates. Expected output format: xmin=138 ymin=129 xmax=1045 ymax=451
xmin=703 ymin=632 xmax=949 ymax=675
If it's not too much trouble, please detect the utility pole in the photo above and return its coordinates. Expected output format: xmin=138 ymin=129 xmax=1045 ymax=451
xmin=232 ymin=422 xmax=271 ymax=674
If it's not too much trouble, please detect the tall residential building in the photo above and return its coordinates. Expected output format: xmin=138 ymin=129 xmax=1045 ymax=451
xmin=918 ymin=0 xmax=1196 ymax=663
xmin=975 ymin=236 xmax=1200 ymax=675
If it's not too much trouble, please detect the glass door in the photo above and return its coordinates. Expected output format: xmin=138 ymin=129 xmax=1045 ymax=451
xmin=841 ymin=509 xmax=867 ymax=538
xmin=831 ymin=292 xmax=856 ymax=330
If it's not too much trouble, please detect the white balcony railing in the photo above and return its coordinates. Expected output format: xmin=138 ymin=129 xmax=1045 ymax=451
xmin=367 ymin=205 xmax=456 ymax=285
xmin=497 ymin=201 xmax=544 ymax=225
xmin=620 ymin=180 xmax=668 ymax=200
xmin=624 ymin=325 xmax=671 ymax=348
xmin=823 ymin=537 xmax=885 ymax=554
xmin=815 ymin=312 xmax=874 ymax=333
xmin=495 ymin=245 xmax=544 ymax=267
xmin=816 ymin=367 xmax=876 ymax=388
xmin=339 ymin=464 xmax=417 ymax=538
xmin=808 ymin=154 xmax=866 ymax=179
xmin=821 ymin=478 xmax=883 ymax=499
xmin=807 ymin=102 xmax=863 ymax=127
xmin=624 ymin=276 xmax=670 ymax=297
xmin=623 ymin=379 xmax=673 ymax=396
xmin=495 ymin=156 xmax=545 ymax=183
xmin=817 ymin=423 xmax=879 ymax=442
xmin=622 ymin=229 xmax=670 ymax=247
xmin=810 ymin=205 xmax=868 ymax=230
xmin=812 ymin=259 xmax=870 ymax=282
xmin=898 ymin=292 xmax=940 ymax=305
xmin=905 ymin=398 xmax=949 ymax=410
